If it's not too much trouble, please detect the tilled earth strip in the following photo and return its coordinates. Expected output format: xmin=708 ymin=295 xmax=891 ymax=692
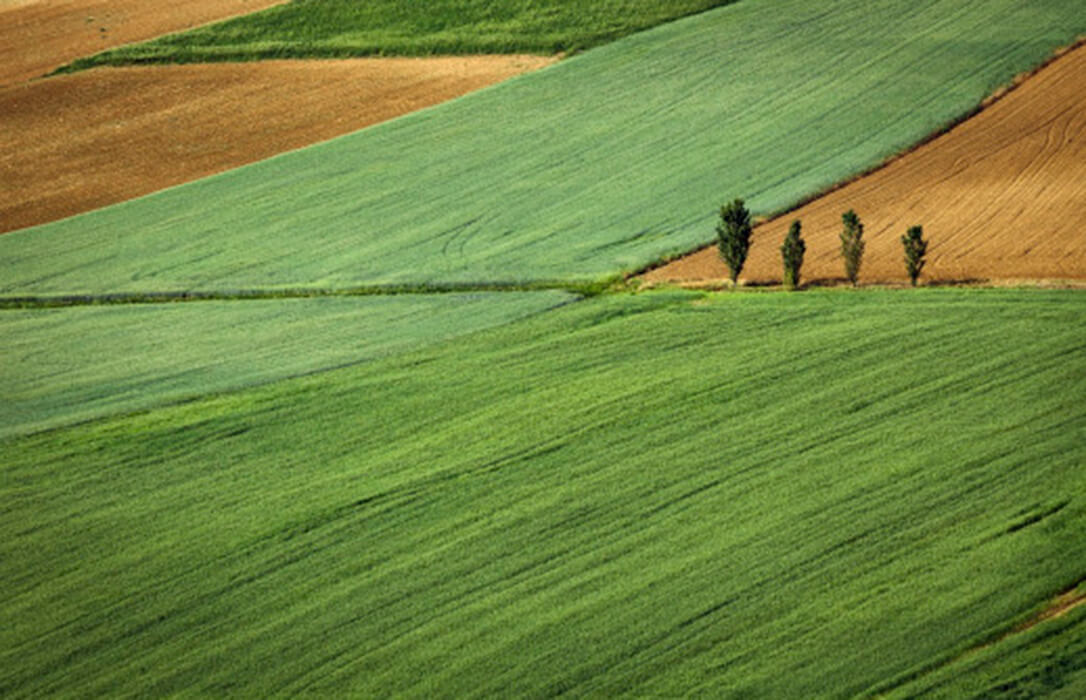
xmin=0 ymin=56 xmax=556 ymax=234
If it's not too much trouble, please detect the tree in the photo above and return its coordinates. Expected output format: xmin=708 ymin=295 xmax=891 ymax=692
xmin=901 ymin=225 xmax=928 ymax=286
xmin=780 ymin=219 xmax=805 ymax=290
xmin=716 ymin=198 xmax=753 ymax=285
xmin=839 ymin=209 xmax=865 ymax=287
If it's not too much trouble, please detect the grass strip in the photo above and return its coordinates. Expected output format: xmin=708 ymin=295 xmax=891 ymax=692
xmin=53 ymin=0 xmax=741 ymax=73
xmin=0 ymin=278 xmax=616 ymax=309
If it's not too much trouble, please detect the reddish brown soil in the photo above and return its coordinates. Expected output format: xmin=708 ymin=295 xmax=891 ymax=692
xmin=0 ymin=0 xmax=288 ymax=86
xmin=644 ymin=44 xmax=1086 ymax=287
xmin=0 ymin=56 xmax=555 ymax=233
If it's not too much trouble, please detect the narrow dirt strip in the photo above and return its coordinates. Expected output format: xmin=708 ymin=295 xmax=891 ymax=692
xmin=873 ymin=582 xmax=1086 ymax=698
xmin=1007 ymin=587 xmax=1086 ymax=635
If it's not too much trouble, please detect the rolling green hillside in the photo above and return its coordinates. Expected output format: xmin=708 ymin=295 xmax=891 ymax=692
xmin=58 ymin=0 xmax=740 ymax=69
xmin=5 ymin=0 xmax=1084 ymax=295
xmin=3 ymin=289 xmax=1085 ymax=696
xmin=5 ymin=1 xmax=1084 ymax=694
xmin=0 ymin=291 xmax=573 ymax=439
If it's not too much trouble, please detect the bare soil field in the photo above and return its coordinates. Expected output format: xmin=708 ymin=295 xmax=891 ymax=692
xmin=0 ymin=0 xmax=553 ymax=234
xmin=0 ymin=0 xmax=288 ymax=86
xmin=0 ymin=56 xmax=555 ymax=234
xmin=644 ymin=44 xmax=1086 ymax=287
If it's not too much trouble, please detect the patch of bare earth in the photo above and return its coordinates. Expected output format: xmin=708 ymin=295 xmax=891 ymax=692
xmin=644 ymin=44 xmax=1086 ymax=287
xmin=873 ymin=586 xmax=1086 ymax=698
xmin=0 ymin=0 xmax=289 ymax=86
xmin=945 ymin=586 xmax=1086 ymax=675
xmin=0 ymin=56 xmax=556 ymax=234
xmin=1013 ymin=587 xmax=1086 ymax=632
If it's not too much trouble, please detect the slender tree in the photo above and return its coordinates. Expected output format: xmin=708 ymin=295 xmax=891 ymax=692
xmin=839 ymin=209 xmax=865 ymax=287
xmin=780 ymin=219 xmax=805 ymax=290
xmin=901 ymin=225 xmax=928 ymax=286
xmin=716 ymin=198 xmax=753 ymax=285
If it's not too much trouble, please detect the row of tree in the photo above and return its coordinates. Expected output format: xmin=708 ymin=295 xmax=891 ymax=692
xmin=716 ymin=199 xmax=928 ymax=289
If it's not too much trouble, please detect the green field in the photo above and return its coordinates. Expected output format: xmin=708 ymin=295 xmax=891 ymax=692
xmin=0 ymin=291 xmax=574 ymax=439
xmin=6 ymin=0 xmax=1084 ymax=295
xmin=6 ymin=0 xmax=1085 ymax=694
xmin=3 ymin=289 xmax=1085 ymax=696
xmin=58 ymin=0 xmax=740 ymax=70
xmin=887 ymin=585 xmax=1086 ymax=698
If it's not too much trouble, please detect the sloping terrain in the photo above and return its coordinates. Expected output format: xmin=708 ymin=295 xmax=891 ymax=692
xmin=0 ymin=56 xmax=555 ymax=233
xmin=58 ymin=0 xmax=739 ymax=68
xmin=0 ymin=291 xmax=573 ymax=439
xmin=643 ymin=42 xmax=1086 ymax=286
xmin=3 ymin=0 xmax=1085 ymax=695
xmin=3 ymin=0 xmax=1083 ymax=294
xmin=0 ymin=0 xmax=286 ymax=85
xmin=3 ymin=290 xmax=1084 ymax=695
xmin=888 ymin=588 xmax=1086 ymax=698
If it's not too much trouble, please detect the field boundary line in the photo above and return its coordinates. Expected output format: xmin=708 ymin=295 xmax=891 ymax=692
xmin=7 ymin=277 xmax=1086 ymax=310
xmin=633 ymin=35 xmax=1086 ymax=281
xmin=0 ymin=280 xmax=619 ymax=309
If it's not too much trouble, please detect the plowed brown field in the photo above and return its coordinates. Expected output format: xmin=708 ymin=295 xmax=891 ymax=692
xmin=645 ymin=44 xmax=1086 ymax=286
xmin=0 ymin=56 xmax=554 ymax=234
xmin=1 ymin=0 xmax=553 ymax=235
xmin=0 ymin=0 xmax=288 ymax=86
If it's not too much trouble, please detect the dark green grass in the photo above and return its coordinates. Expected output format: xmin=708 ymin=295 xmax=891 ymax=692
xmin=0 ymin=291 xmax=573 ymax=439
xmin=884 ymin=581 xmax=1086 ymax=698
xmin=57 ymin=0 xmax=740 ymax=71
xmin=6 ymin=0 xmax=1084 ymax=294
xmin=2 ymin=289 xmax=1084 ymax=696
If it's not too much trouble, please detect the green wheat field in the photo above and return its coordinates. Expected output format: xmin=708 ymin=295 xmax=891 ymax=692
xmin=3 ymin=0 xmax=1084 ymax=696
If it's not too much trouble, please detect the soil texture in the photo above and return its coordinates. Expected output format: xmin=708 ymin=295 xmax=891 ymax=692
xmin=0 ymin=56 xmax=555 ymax=233
xmin=644 ymin=45 xmax=1086 ymax=286
xmin=0 ymin=0 xmax=288 ymax=86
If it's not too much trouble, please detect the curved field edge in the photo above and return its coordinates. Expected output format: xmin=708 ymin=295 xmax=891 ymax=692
xmin=2 ymin=288 xmax=1084 ymax=696
xmin=0 ymin=290 xmax=575 ymax=439
xmin=0 ymin=0 xmax=287 ymax=86
xmin=53 ymin=0 xmax=742 ymax=72
xmin=3 ymin=0 xmax=1083 ymax=295
xmin=642 ymin=40 xmax=1086 ymax=286
xmin=0 ymin=56 xmax=556 ymax=234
